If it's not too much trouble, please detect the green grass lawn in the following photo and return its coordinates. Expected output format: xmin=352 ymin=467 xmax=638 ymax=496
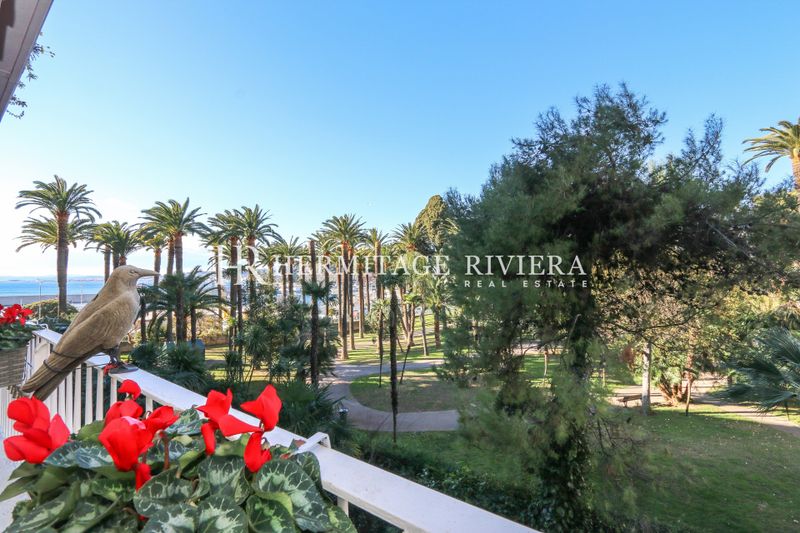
xmin=373 ymin=404 xmax=800 ymax=532
xmin=350 ymin=369 xmax=482 ymax=412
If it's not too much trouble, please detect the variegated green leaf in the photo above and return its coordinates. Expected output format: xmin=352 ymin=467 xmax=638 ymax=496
xmin=32 ymin=466 xmax=70 ymax=494
xmin=246 ymin=495 xmax=296 ymax=533
xmin=197 ymin=455 xmax=250 ymax=504
xmin=290 ymin=452 xmax=322 ymax=488
xmin=95 ymin=512 xmax=139 ymax=531
xmin=133 ymin=468 xmax=194 ymax=518
xmin=146 ymin=438 xmax=193 ymax=465
xmin=74 ymin=441 xmax=114 ymax=469
xmin=8 ymin=462 xmax=39 ymax=480
xmin=43 ymin=441 xmax=82 ymax=468
xmin=142 ymin=502 xmax=198 ymax=533
xmin=197 ymin=495 xmax=247 ymax=532
xmin=6 ymin=485 xmax=76 ymax=533
xmin=166 ymin=408 xmax=202 ymax=436
xmin=60 ymin=498 xmax=118 ymax=533
xmin=90 ymin=477 xmax=134 ymax=503
xmin=327 ymin=504 xmax=357 ymax=533
xmin=252 ymin=459 xmax=331 ymax=532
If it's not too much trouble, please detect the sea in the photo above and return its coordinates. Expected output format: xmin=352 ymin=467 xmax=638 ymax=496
xmin=0 ymin=276 xmax=105 ymax=306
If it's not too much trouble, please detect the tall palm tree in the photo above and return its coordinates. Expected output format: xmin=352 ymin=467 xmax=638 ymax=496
xmin=208 ymin=210 xmax=242 ymax=349
xmin=233 ymin=205 xmax=278 ymax=303
xmin=745 ymin=119 xmax=800 ymax=190
xmin=141 ymin=198 xmax=205 ymax=342
xmin=16 ymin=176 xmax=101 ymax=314
xmin=321 ymin=214 xmax=366 ymax=358
xmin=147 ymin=268 xmax=223 ymax=343
xmin=365 ymin=228 xmax=389 ymax=305
xmin=87 ymin=222 xmax=115 ymax=281
xmin=103 ymin=221 xmax=142 ymax=267
xmin=311 ymin=231 xmax=336 ymax=318
xmin=199 ymin=228 xmax=227 ymax=327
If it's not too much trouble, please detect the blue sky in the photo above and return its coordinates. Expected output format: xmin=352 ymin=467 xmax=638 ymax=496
xmin=1 ymin=1 xmax=797 ymax=276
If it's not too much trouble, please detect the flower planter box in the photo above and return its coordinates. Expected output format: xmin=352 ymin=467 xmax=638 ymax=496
xmin=0 ymin=346 xmax=27 ymax=388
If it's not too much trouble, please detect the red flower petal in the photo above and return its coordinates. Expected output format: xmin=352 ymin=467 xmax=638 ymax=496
xmin=216 ymin=414 xmax=260 ymax=437
xmin=4 ymin=435 xmax=51 ymax=464
xmin=241 ymin=384 xmax=282 ymax=432
xmin=8 ymin=397 xmax=51 ymax=433
xmin=197 ymin=389 xmax=233 ymax=422
xmin=135 ymin=462 xmax=152 ymax=490
xmin=243 ymin=431 xmax=272 ymax=473
xmin=144 ymin=406 xmax=179 ymax=434
xmin=99 ymin=417 xmax=152 ymax=472
xmin=48 ymin=414 xmax=70 ymax=449
xmin=201 ymin=422 xmax=217 ymax=455
xmin=104 ymin=400 xmax=144 ymax=426
xmin=118 ymin=380 xmax=142 ymax=400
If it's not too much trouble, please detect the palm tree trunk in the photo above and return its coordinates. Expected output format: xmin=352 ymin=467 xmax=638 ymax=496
xmin=378 ymin=307 xmax=385 ymax=387
xmin=139 ymin=295 xmax=147 ymax=342
xmin=793 ymin=156 xmax=800 ymax=191
xmin=288 ymin=257 xmax=295 ymax=301
xmin=340 ymin=247 xmax=349 ymax=359
xmin=175 ymin=233 xmax=186 ymax=342
xmin=389 ymin=286 xmax=399 ymax=443
xmin=119 ymin=255 xmax=127 ymax=266
xmin=103 ymin=245 xmax=111 ymax=282
xmin=211 ymin=245 xmax=223 ymax=327
xmin=420 ymin=306 xmax=429 ymax=356
xmin=348 ymin=270 xmax=355 ymax=350
xmin=56 ymin=213 xmax=69 ymax=316
xmin=112 ymin=252 xmax=120 ymax=269
xmin=336 ymin=271 xmax=342 ymax=336
xmin=228 ymin=237 xmax=239 ymax=352
xmin=282 ymin=260 xmax=288 ymax=302
xmin=358 ymin=267 xmax=365 ymax=338
xmin=324 ymin=260 xmax=331 ymax=317
xmin=309 ymin=240 xmax=319 ymax=386
xmin=365 ymin=272 xmax=371 ymax=313
xmin=166 ymin=239 xmax=175 ymax=342
xmin=434 ymin=308 xmax=441 ymax=348
xmin=247 ymin=236 xmax=257 ymax=304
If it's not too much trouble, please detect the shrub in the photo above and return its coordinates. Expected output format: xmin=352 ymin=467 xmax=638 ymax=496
xmin=26 ymin=298 xmax=77 ymax=319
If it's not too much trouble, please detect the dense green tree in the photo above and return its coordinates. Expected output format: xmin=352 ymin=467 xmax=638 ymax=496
xmin=444 ymin=85 xmax=800 ymax=529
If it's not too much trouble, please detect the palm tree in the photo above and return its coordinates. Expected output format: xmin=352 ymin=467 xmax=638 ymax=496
xmin=311 ymin=231 xmax=336 ymax=319
xmin=87 ymin=222 xmax=114 ymax=281
xmin=103 ymin=221 xmax=142 ymax=267
xmin=147 ymin=267 xmax=223 ymax=343
xmin=724 ymin=328 xmax=800 ymax=412
xmin=364 ymin=228 xmax=389 ymax=305
xmin=321 ymin=215 xmax=366 ymax=358
xmin=745 ymin=119 xmax=800 ymax=190
xmin=16 ymin=176 xmax=101 ymax=314
xmin=233 ymin=205 xmax=278 ymax=303
xmin=17 ymin=217 xmax=92 ymax=254
xmin=199 ymin=228 xmax=227 ymax=328
xmin=142 ymin=199 xmax=204 ymax=342
xmin=208 ymin=210 xmax=242 ymax=349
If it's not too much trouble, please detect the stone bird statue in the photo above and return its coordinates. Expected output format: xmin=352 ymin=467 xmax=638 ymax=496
xmin=21 ymin=265 xmax=157 ymax=400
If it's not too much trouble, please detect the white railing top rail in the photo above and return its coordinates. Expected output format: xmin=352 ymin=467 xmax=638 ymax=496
xmin=25 ymin=329 xmax=535 ymax=533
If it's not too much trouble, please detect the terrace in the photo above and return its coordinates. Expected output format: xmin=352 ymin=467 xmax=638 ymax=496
xmin=0 ymin=328 xmax=536 ymax=532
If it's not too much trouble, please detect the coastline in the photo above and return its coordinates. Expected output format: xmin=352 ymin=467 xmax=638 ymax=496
xmin=0 ymin=293 xmax=97 ymax=306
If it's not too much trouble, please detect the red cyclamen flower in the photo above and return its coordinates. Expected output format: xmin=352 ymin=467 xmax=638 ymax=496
xmin=118 ymin=379 xmax=141 ymax=400
xmin=243 ymin=431 xmax=272 ymax=473
xmin=98 ymin=416 xmax=154 ymax=489
xmin=240 ymin=384 xmax=282 ymax=432
xmin=197 ymin=389 xmax=259 ymax=455
xmin=3 ymin=397 xmax=70 ymax=464
xmin=104 ymin=400 xmax=144 ymax=426
xmin=144 ymin=406 xmax=179 ymax=434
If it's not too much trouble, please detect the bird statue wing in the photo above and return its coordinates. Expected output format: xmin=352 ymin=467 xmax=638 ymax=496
xmin=21 ymin=289 xmax=141 ymax=400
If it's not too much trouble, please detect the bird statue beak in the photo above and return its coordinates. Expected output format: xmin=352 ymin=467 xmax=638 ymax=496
xmin=138 ymin=269 xmax=159 ymax=278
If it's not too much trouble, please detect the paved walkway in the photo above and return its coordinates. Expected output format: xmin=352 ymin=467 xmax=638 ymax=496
xmin=322 ymin=358 xmax=459 ymax=432
xmin=610 ymin=376 xmax=800 ymax=438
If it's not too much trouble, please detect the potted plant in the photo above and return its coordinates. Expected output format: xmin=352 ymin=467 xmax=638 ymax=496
xmin=0 ymin=304 xmax=37 ymax=388
xmin=0 ymin=380 xmax=356 ymax=532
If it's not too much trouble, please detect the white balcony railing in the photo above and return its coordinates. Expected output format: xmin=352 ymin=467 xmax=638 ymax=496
xmin=0 ymin=329 xmax=536 ymax=533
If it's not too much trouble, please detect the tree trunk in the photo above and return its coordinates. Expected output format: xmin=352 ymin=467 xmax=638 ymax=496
xmin=420 ymin=306 xmax=429 ymax=356
xmin=228 ymin=237 xmax=239 ymax=352
xmin=324 ymin=266 xmax=330 ymax=317
xmin=166 ymin=239 xmax=175 ymax=343
xmin=793 ymin=155 xmax=800 ymax=192
xmin=365 ymin=272 xmax=370 ymax=313
xmin=56 ymin=213 xmax=69 ymax=316
xmin=641 ymin=342 xmax=652 ymax=415
xmin=211 ymin=246 xmax=223 ymax=327
xmin=340 ymin=247 xmax=349 ymax=359
xmin=358 ymin=267 xmax=365 ymax=338
xmin=282 ymin=263 xmax=288 ymax=302
xmin=336 ymin=271 xmax=342 ymax=336
xmin=247 ymin=236 xmax=257 ymax=305
xmin=288 ymin=256 xmax=295 ymax=301
xmin=151 ymin=246 xmax=161 ymax=329
xmin=433 ymin=308 xmax=441 ymax=348
xmin=175 ymin=233 xmax=186 ymax=342
xmin=103 ymin=245 xmax=111 ymax=282
xmin=118 ymin=255 xmax=127 ymax=266
xmin=378 ymin=307 xmax=384 ymax=387
xmin=139 ymin=295 xmax=147 ymax=343
xmin=349 ymin=270 xmax=355 ymax=350
xmin=309 ymin=240 xmax=320 ymax=386
xmin=389 ymin=286 xmax=399 ymax=443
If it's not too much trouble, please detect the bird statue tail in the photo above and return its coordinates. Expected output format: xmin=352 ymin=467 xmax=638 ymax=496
xmin=20 ymin=352 xmax=82 ymax=401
